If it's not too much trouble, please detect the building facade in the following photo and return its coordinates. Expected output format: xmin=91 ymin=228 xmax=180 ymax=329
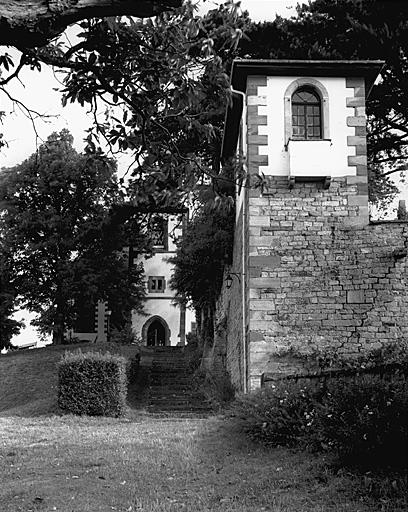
xmin=70 ymin=212 xmax=194 ymax=346
xmin=131 ymin=213 xmax=194 ymax=346
xmin=214 ymin=60 xmax=408 ymax=392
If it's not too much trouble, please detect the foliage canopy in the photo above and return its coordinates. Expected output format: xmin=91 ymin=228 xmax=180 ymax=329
xmin=239 ymin=0 xmax=408 ymax=207
xmin=0 ymin=129 xmax=147 ymax=344
xmin=170 ymin=202 xmax=234 ymax=311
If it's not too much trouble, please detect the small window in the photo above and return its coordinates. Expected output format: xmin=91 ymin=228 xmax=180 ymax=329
xmin=292 ymin=87 xmax=322 ymax=140
xmin=148 ymin=276 xmax=166 ymax=293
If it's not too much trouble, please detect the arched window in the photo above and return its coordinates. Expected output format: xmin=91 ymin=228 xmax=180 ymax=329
xmin=291 ymin=87 xmax=322 ymax=140
xmin=284 ymin=78 xmax=330 ymax=146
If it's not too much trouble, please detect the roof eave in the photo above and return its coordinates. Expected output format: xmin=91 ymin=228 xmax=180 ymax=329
xmin=231 ymin=59 xmax=385 ymax=95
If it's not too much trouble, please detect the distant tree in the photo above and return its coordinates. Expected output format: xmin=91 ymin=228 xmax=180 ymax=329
xmin=0 ymin=129 xmax=147 ymax=344
xmin=0 ymin=249 xmax=22 ymax=350
xmin=239 ymin=0 xmax=408 ymax=207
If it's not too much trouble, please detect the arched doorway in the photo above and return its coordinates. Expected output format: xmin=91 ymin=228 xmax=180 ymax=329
xmin=142 ymin=316 xmax=171 ymax=346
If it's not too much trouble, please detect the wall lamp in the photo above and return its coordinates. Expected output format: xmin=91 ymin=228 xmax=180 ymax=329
xmin=226 ymin=272 xmax=242 ymax=289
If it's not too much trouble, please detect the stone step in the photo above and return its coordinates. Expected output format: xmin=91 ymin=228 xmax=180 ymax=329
xmin=149 ymin=393 xmax=206 ymax=400
xmin=149 ymin=376 xmax=191 ymax=382
xmin=147 ymin=403 xmax=212 ymax=411
xmin=149 ymin=373 xmax=191 ymax=379
xmin=150 ymin=366 xmax=188 ymax=371
xmin=146 ymin=347 xmax=212 ymax=415
xmin=149 ymin=396 xmax=209 ymax=403
xmin=149 ymin=386 xmax=194 ymax=393
xmin=149 ymin=373 xmax=190 ymax=379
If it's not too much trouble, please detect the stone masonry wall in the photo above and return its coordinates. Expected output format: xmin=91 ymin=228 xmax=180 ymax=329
xmin=212 ymin=205 xmax=246 ymax=390
xmin=248 ymin=177 xmax=408 ymax=384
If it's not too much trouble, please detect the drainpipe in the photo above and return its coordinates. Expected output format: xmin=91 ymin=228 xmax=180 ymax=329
xmin=231 ymin=87 xmax=248 ymax=394
xmin=242 ymin=178 xmax=248 ymax=394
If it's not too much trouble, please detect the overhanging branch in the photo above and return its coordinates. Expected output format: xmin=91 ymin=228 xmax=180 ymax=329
xmin=0 ymin=0 xmax=182 ymax=48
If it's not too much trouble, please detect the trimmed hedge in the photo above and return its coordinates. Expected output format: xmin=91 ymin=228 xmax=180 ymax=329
xmin=58 ymin=350 xmax=127 ymax=417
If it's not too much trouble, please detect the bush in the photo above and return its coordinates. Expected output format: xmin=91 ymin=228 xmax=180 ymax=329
xmin=233 ymin=380 xmax=323 ymax=447
xmin=312 ymin=375 xmax=408 ymax=468
xmin=127 ymin=353 xmax=141 ymax=384
xmin=109 ymin=322 xmax=139 ymax=345
xmin=194 ymin=368 xmax=235 ymax=406
xmin=185 ymin=332 xmax=202 ymax=371
xmin=58 ymin=350 xmax=127 ymax=417
xmin=234 ymin=373 xmax=408 ymax=469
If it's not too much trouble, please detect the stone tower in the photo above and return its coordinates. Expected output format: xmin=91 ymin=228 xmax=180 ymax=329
xmin=217 ymin=60 xmax=408 ymax=392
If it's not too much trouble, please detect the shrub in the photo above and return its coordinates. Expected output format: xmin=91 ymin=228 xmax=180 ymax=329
xmin=109 ymin=322 xmax=139 ymax=345
xmin=127 ymin=353 xmax=141 ymax=384
xmin=194 ymin=368 xmax=235 ymax=406
xmin=58 ymin=350 xmax=127 ymax=417
xmin=233 ymin=380 xmax=323 ymax=447
xmin=312 ymin=375 xmax=408 ymax=468
xmin=185 ymin=332 xmax=202 ymax=371
xmin=234 ymin=373 xmax=408 ymax=469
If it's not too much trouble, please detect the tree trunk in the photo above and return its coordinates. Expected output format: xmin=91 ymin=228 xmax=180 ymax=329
xmin=52 ymin=320 xmax=65 ymax=345
xmin=0 ymin=0 xmax=182 ymax=47
xmin=52 ymin=296 xmax=66 ymax=345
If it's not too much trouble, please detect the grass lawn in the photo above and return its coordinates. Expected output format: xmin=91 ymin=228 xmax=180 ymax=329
xmin=3 ymin=414 xmax=406 ymax=512
xmin=0 ymin=346 xmax=406 ymax=512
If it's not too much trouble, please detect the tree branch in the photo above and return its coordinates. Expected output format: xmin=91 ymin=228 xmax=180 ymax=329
xmin=0 ymin=54 xmax=27 ymax=86
xmin=0 ymin=0 xmax=182 ymax=48
xmin=378 ymin=165 xmax=408 ymax=178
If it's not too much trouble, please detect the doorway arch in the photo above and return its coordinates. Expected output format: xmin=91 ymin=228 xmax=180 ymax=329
xmin=142 ymin=316 xmax=171 ymax=346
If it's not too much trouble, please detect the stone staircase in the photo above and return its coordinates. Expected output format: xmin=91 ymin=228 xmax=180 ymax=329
xmin=146 ymin=346 xmax=212 ymax=416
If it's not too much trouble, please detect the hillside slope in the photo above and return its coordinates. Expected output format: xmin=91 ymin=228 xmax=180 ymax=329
xmin=0 ymin=343 xmax=139 ymax=417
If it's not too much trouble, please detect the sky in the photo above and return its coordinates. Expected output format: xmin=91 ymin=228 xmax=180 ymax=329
xmin=1 ymin=1 xmax=296 ymax=348
xmin=0 ymin=1 xmax=296 ymax=171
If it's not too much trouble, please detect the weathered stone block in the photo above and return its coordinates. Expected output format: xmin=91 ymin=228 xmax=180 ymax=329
xmin=247 ymin=96 xmax=267 ymax=106
xmin=342 ymin=216 xmax=369 ymax=228
xmin=346 ymin=96 xmax=365 ymax=108
xmin=356 ymin=164 xmax=368 ymax=176
xmin=357 ymin=182 xmax=369 ymax=195
xmin=247 ymin=114 xmax=268 ymax=126
xmin=248 ymin=154 xmax=269 ymax=165
xmin=250 ymin=215 xmax=270 ymax=227
xmin=347 ymin=290 xmax=366 ymax=304
xmin=248 ymin=134 xmax=268 ymax=145
xmin=250 ymin=255 xmax=281 ymax=268
xmin=249 ymin=331 xmax=265 ymax=342
xmin=354 ymin=106 xmax=366 ymax=117
xmin=250 ymin=300 xmax=275 ymax=311
xmin=347 ymin=135 xmax=366 ymax=146
xmin=355 ymin=145 xmax=367 ymax=156
xmin=348 ymin=155 xmax=367 ymax=166
xmin=355 ymin=126 xmax=367 ymax=136
xmin=347 ymin=116 xmax=366 ymax=127
xmin=246 ymin=76 xmax=268 ymax=94
xmin=346 ymin=175 xmax=367 ymax=185
xmin=250 ymin=278 xmax=280 ymax=289
xmin=348 ymin=195 xmax=369 ymax=207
